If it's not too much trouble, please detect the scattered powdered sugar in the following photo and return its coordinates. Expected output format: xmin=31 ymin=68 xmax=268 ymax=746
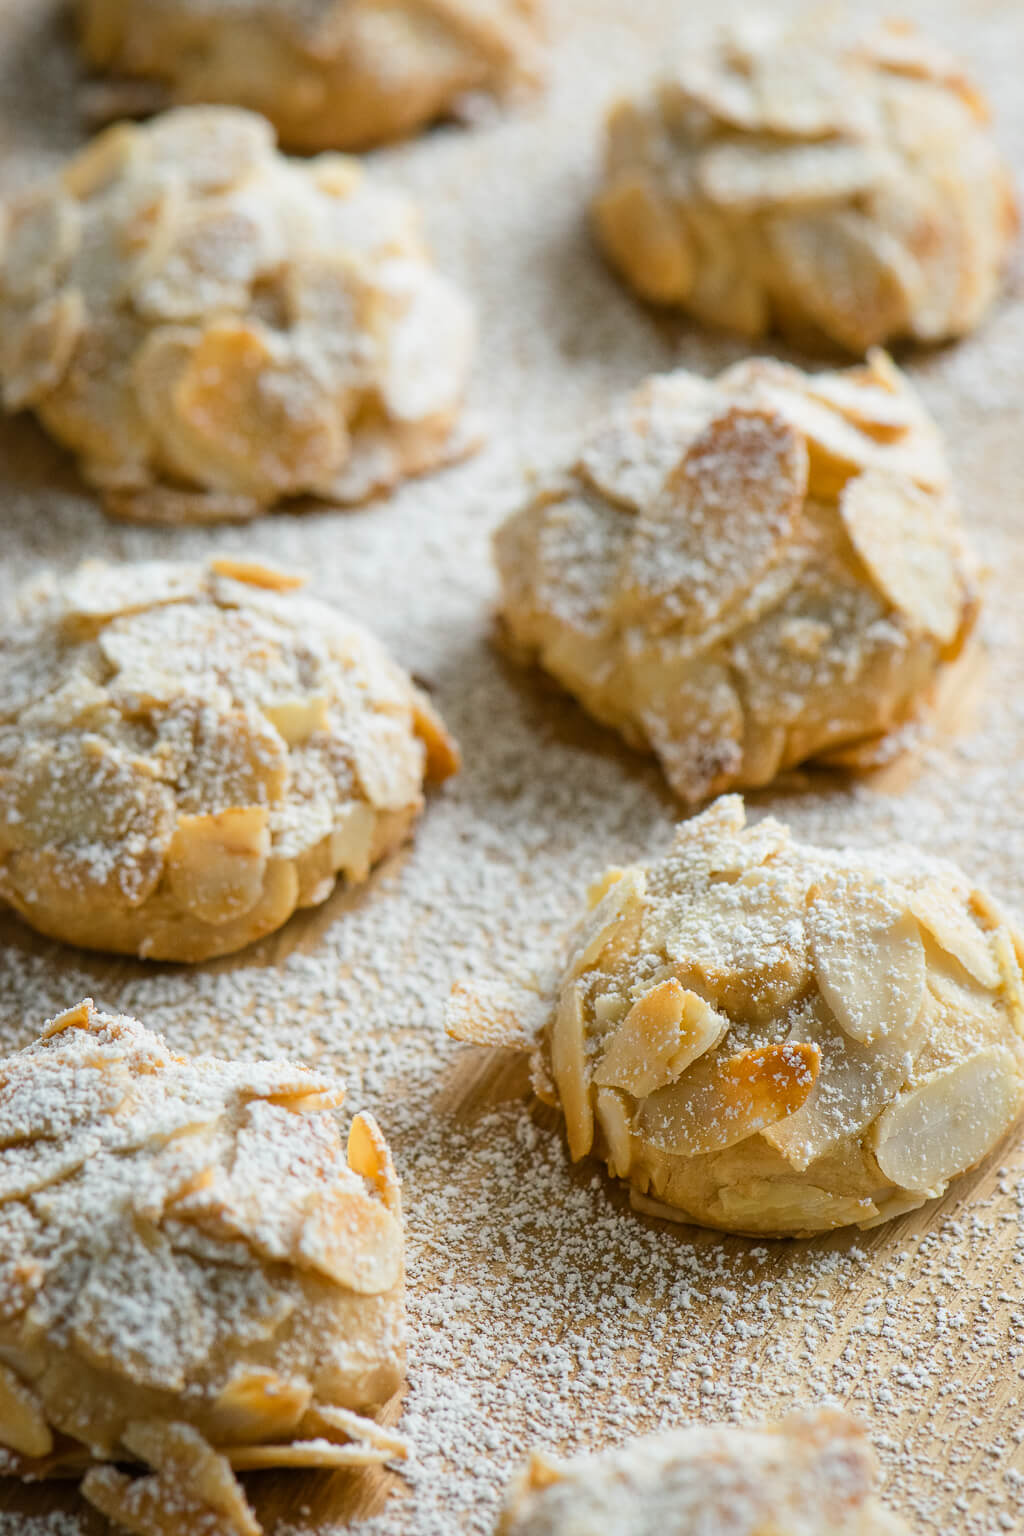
xmin=0 ymin=0 xmax=1023 ymax=1532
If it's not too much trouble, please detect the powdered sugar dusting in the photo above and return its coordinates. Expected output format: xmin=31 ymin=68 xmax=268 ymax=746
xmin=0 ymin=0 xmax=1023 ymax=1532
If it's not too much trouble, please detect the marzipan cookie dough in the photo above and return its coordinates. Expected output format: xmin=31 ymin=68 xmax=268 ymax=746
xmin=498 ymin=1409 xmax=910 ymax=1535
xmin=0 ymin=999 xmax=406 ymax=1536
xmin=495 ymin=351 xmax=978 ymax=804
xmin=78 ymin=0 xmax=545 ymax=152
xmin=593 ymin=18 xmax=1017 ymax=350
xmin=0 ymin=106 xmax=477 ymax=524
xmin=449 ymin=797 xmax=1024 ymax=1237
xmin=0 ymin=557 xmax=459 ymax=961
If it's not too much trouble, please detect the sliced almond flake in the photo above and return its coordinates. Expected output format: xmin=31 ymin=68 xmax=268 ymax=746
xmin=297 ymin=1188 xmax=403 ymax=1294
xmin=764 ymin=998 xmax=925 ymax=1171
xmin=261 ymin=695 xmax=329 ymax=746
xmin=696 ymin=140 xmax=888 ymax=213
xmin=2 ymin=287 xmax=85 ymax=411
xmin=908 ymin=882 xmax=1001 ymax=989
xmin=593 ymin=979 xmax=729 ymax=1097
xmin=305 ymin=1402 xmax=408 ymax=1459
xmin=209 ymin=1371 xmax=310 ymax=1443
xmin=549 ymin=982 xmax=593 ymax=1161
xmin=446 ymin=979 xmax=548 ymax=1049
xmin=208 ymin=558 xmax=304 ymax=592
xmin=569 ymin=868 xmax=646 ymax=978
xmin=60 ymin=558 xmax=206 ymax=630
xmin=808 ymin=873 xmax=926 ymax=1044
xmin=620 ymin=407 xmax=807 ymax=637
xmin=0 ymin=1363 xmax=52 ymax=1457
xmin=637 ymin=1041 xmax=820 ymax=1158
xmin=592 ymin=172 xmax=694 ymax=305
xmin=165 ymin=807 xmax=270 ymax=927
xmin=595 ymin=1087 xmax=633 ymax=1178
xmin=1 ymin=193 xmax=81 ymax=303
xmin=377 ymin=261 xmax=475 ymax=423
xmin=576 ymin=372 xmax=716 ymax=513
xmin=839 ymin=469 xmax=964 ymax=645
xmin=226 ymin=1440 xmax=394 ymax=1469
xmin=801 ymin=370 xmax=920 ymax=442
xmin=872 ymin=1047 xmax=1024 ymax=1193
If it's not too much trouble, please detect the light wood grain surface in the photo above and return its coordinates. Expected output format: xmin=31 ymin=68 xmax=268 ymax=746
xmin=1 ymin=2 xmax=1024 ymax=1534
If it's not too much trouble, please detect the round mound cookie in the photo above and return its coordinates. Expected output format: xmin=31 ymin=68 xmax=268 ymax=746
xmin=449 ymin=797 xmax=1024 ymax=1237
xmin=0 ymin=106 xmax=476 ymax=524
xmin=0 ymin=557 xmax=459 ymax=961
xmin=593 ymin=19 xmax=1016 ymax=351
xmin=78 ymin=0 xmax=544 ymax=152
xmin=0 ymin=999 xmax=406 ymax=1536
xmin=498 ymin=1410 xmax=909 ymax=1536
xmin=495 ymin=351 xmax=978 ymax=804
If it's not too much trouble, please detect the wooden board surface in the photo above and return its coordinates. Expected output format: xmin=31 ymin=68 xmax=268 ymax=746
xmin=1 ymin=2 xmax=1024 ymax=1534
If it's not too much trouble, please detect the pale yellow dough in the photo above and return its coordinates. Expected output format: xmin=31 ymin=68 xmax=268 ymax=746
xmin=449 ymin=797 xmax=1024 ymax=1237
xmin=0 ymin=999 xmax=407 ymax=1536
xmin=498 ymin=1409 xmax=910 ymax=1536
xmin=78 ymin=0 xmax=545 ymax=152
xmin=593 ymin=18 xmax=1017 ymax=351
xmin=495 ymin=351 xmax=978 ymax=804
xmin=0 ymin=557 xmax=459 ymax=961
xmin=0 ymin=105 xmax=477 ymax=523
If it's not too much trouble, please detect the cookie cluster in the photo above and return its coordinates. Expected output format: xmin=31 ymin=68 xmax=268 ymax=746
xmin=594 ymin=19 xmax=1016 ymax=349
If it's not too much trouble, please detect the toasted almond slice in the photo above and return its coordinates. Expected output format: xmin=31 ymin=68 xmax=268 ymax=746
xmin=840 ymin=470 xmax=963 ymax=645
xmin=621 ymin=406 xmax=806 ymax=638
xmin=329 ymin=801 xmax=377 ymax=882
xmin=41 ymin=998 xmax=95 ymax=1038
xmin=144 ymin=106 xmax=274 ymax=193
xmin=445 ymin=979 xmax=546 ymax=1049
xmin=165 ymin=806 xmax=270 ymax=926
xmin=62 ymin=121 xmax=141 ymax=199
xmin=908 ymin=882 xmax=1000 ymax=989
xmin=550 ymin=982 xmax=593 ymax=1160
xmin=347 ymin=1111 xmax=401 ymax=1217
xmin=801 ymin=370 xmax=918 ymax=442
xmin=0 ymin=1363 xmax=52 ymax=1458
xmin=872 ymin=1047 xmax=1023 ymax=1193
xmin=226 ymin=1441 xmax=393 ymax=1470
xmin=412 ymin=690 xmax=461 ymax=782
xmin=304 ymin=1403 xmax=408 ymax=1459
xmin=570 ymin=868 xmax=646 ymax=978
xmin=593 ymin=172 xmax=694 ymax=304
xmin=576 ymin=371 xmax=716 ymax=513
xmin=696 ymin=140 xmax=887 ymax=212
xmin=764 ymin=997 xmax=925 ymax=1170
xmin=637 ymin=1041 xmax=820 ymax=1158
xmin=1 ymin=193 xmax=81 ymax=303
xmin=297 ymin=1188 xmax=403 ymax=1294
xmin=2 ymin=287 xmax=85 ymax=411
xmin=121 ymin=1419 xmax=259 ymax=1535
xmin=209 ymin=558 xmax=305 ymax=592
xmin=377 ymin=262 xmax=475 ymax=423
xmin=209 ymin=1371 xmax=310 ymax=1442
xmin=808 ymin=874 xmax=926 ymax=1044
xmin=61 ymin=557 xmax=206 ymax=630
xmin=595 ymin=1086 xmax=633 ymax=1177
xmin=593 ymin=979 xmax=729 ymax=1096
xmin=170 ymin=321 xmax=346 ymax=500
xmin=262 ymin=695 xmax=329 ymax=746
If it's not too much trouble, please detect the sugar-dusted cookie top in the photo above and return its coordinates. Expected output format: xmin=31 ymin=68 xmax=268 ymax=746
xmin=450 ymin=797 xmax=1024 ymax=1237
xmin=498 ymin=1409 xmax=910 ymax=1535
xmin=0 ymin=106 xmax=477 ymax=523
xmin=0 ymin=998 xmax=406 ymax=1536
xmin=78 ymin=0 xmax=545 ymax=152
xmin=0 ymin=557 xmax=458 ymax=960
xmin=593 ymin=19 xmax=1016 ymax=351
xmin=495 ymin=351 xmax=978 ymax=803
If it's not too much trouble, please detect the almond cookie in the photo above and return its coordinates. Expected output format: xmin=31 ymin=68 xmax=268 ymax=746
xmin=78 ymin=0 xmax=544 ymax=152
xmin=0 ymin=106 xmax=476 ymax=523
xmin=0 ymin=557 xmax=458 ymax=961
xmin=498 ymin=1409 xmax=909 ymax=1535
xmin=449 ymin=797 xmax=1024 ymax=1237
xmin=0 ymin=999 xmax=406 ymax=1536
xmin=495 ymin=352 xmax=978 ymax=804
xmin=593 ymin=19 xmax=1016 ymax=351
